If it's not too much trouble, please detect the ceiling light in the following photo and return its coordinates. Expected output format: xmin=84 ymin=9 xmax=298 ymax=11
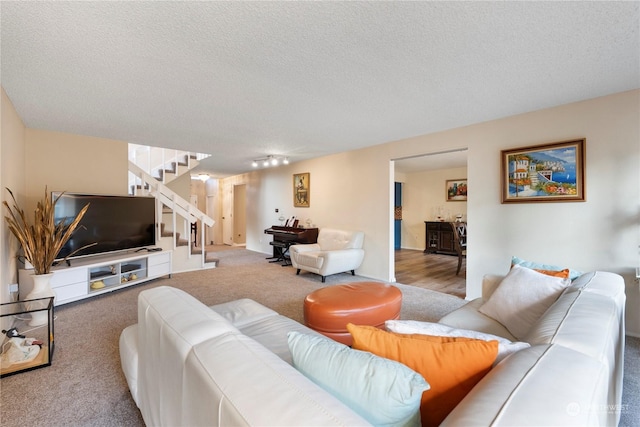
xmin=252 ymin=155 xmax=291 ymax=168
xmin=198 ymin=174 xmax=209 ymax=182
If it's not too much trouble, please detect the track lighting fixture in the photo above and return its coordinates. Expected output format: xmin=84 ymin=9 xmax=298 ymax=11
xmin=251 ymin=155 xmax=290 ymax=168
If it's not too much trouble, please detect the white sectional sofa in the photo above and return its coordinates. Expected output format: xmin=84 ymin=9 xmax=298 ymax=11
xmin=119 ymin=270 xmax=625 ymax=426
xmin=439 ymin=270 xmax=626 ymax=426
xmin=119 ymin=287 xmax=369 ymax=426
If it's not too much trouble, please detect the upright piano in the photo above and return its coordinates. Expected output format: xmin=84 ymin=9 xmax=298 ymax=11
xmin=264 ymin=226 xmax=319 ymax=265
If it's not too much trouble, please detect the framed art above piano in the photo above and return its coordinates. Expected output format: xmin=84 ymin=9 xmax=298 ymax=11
xmin=293 ymin=173 xmax=310 ymax=207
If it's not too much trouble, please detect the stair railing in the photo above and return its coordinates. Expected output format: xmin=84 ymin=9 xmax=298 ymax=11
xmin=128 ymin=161 xmax=215 ymax=267
xmin=129 ymin=143 xmax=211 ymax=187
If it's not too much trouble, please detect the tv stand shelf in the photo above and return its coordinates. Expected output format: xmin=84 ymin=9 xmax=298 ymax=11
xmin=88 ymin=260 xmax=148 ymax=292
xmin=19 ymin=250 xmax=172 ymax=306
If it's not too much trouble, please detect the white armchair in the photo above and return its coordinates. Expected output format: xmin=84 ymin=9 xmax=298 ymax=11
xmin=290 ymin=228 xmax=365 ymax=283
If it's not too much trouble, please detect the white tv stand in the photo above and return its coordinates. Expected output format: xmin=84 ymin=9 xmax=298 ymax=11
xmin=18 ymin=250 xmax=172 ymax=306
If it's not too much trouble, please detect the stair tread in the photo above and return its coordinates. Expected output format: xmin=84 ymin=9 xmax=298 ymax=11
xmin=128 ymin=157 xmax=217 ymax=270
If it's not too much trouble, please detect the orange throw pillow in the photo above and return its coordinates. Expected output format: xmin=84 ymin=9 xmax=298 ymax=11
xmin=347 ymin=323 xmax=498 ymax=427
xmin=533 ymin=268 xmax=570 ymax=278
xmin=511 ymin=263 xmax=571 ymax=279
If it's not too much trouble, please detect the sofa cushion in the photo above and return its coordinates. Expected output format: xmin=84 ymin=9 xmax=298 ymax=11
xmin=385 ymin=320 xmax=530 ymax=364
xmin=347 ymin=324 xmax=498 ymax=427
xmin=288 ymin=331 xmax=428 ymax=427
xmin=478 ymin=264 xmax=570 ymax=339
xmin=209 ymin=298 xmax=278 ymax=328
xmin=182 ymin=331 xmax=371 ymax=427
xmin=525 ymin=290 xmax=620 ymax=357
xmin=441 ymin=345 xmax=609 ymax=427
xmin=438 ymin=299 xmax=517 ymax=341
xmin=239 ymin=315 xmax=324 ymax=364
xmin=211 ymin=298 xmax=326 ymax=364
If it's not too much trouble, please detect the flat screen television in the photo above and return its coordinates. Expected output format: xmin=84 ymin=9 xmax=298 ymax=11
xmin=53 ymin=193 xmax=156 ymax=260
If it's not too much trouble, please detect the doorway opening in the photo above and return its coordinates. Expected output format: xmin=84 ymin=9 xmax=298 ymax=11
xmin=221 ymin=182 xmax=247 ymax=246
xmin=391 ymin=149 xmax=468 ymax=298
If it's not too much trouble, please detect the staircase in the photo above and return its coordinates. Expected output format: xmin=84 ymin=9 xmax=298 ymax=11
xmin=128 ymin=143 xmax=211 ymax=194
xmin=128 ymin=160 xmax=218 ymax=273
xmin=160 ymin=222 xmax=219 ymax=267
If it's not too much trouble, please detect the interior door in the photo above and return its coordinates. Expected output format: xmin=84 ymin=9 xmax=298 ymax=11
xmin=206 ymin=194 xmax=216 ymax=245
xmin=394 ymin=182 xmax=402 ymax=250
xmin=233 ymin=184 xmax=246 ymax=245
xmin=222 ymin=180 xmax=234 ymax=245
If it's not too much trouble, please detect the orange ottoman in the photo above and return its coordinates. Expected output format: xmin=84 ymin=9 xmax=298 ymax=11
xmin=303 ymin=282 xmax=402 ymax=346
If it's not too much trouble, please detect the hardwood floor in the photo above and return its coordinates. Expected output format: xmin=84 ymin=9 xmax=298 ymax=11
xmin=394 ymin=249 xmax=466 ymax=298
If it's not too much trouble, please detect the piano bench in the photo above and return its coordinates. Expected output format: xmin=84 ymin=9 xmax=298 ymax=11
xmin=269 ymin=241 xmax=292 ymax=265
xmin=303 ymin=282 xmax=402 ymax=346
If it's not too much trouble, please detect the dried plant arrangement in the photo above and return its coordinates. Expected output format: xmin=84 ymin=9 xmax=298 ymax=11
xmin=3 ymin=188 xmax=92 ymax=274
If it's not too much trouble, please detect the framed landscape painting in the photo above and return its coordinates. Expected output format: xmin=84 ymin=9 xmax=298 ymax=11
xmin=501 ymin=139 xmax=585 ymax=203
xmin=446 ymin=179 xmax=467 ymax=201
xmin=293 ymin=172 xmax=310 ymax=207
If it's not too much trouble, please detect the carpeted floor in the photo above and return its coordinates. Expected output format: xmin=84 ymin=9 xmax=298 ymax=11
xmin=0 ymin=248 xmax=466 ymax=427
xmin=0 ymin=248 xmax=638 ymax=426
xmin=621 ymin=335 xmax=640 ymax=426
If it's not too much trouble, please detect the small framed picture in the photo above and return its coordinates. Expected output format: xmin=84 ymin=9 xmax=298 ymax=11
xmin=446 ymin=179 xmax=467 ymax=202
xmin=501 ymin=138 xmax=585 ymax=203
xmin=293 ymin=172 xmax=310 ymax=207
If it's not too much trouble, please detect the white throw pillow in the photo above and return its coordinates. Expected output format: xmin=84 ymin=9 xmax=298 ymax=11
xmin=478 ymin=264 xmax=570 ymax=340
xmin=385 ymin=320 xmax=530 ymax=364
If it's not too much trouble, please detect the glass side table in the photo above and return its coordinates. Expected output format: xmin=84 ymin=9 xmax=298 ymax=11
xmin=1 ymin=297 xmax=54 ymax=378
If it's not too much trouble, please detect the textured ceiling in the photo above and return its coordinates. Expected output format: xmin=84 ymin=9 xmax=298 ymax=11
xmin=2 ymin=1 xmax=638 ymax=177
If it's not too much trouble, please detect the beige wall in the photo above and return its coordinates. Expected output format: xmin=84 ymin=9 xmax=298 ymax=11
xmin=240 ymin=90 xmax=639 ymax=336
xmin=166 ymin=170 xmax=192 ymax=201
xmin=398 ymin=167 xmax=468 ymax=251
xmin=3 ymin=86 xmax=639 ymax=336
xmin=25 ymin=129 xmax=128 ymax=211
xmin=0 ymin=111 xmax=130 ymax=304
xmin=1 ymin=88 xmax=27 ymax=304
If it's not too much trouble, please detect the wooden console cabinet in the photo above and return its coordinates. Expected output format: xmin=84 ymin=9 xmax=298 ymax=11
xmin=424 ymin=221 xmax=462 ymax=255
xmin=19 ymin=250 xmax=172 ymax=306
